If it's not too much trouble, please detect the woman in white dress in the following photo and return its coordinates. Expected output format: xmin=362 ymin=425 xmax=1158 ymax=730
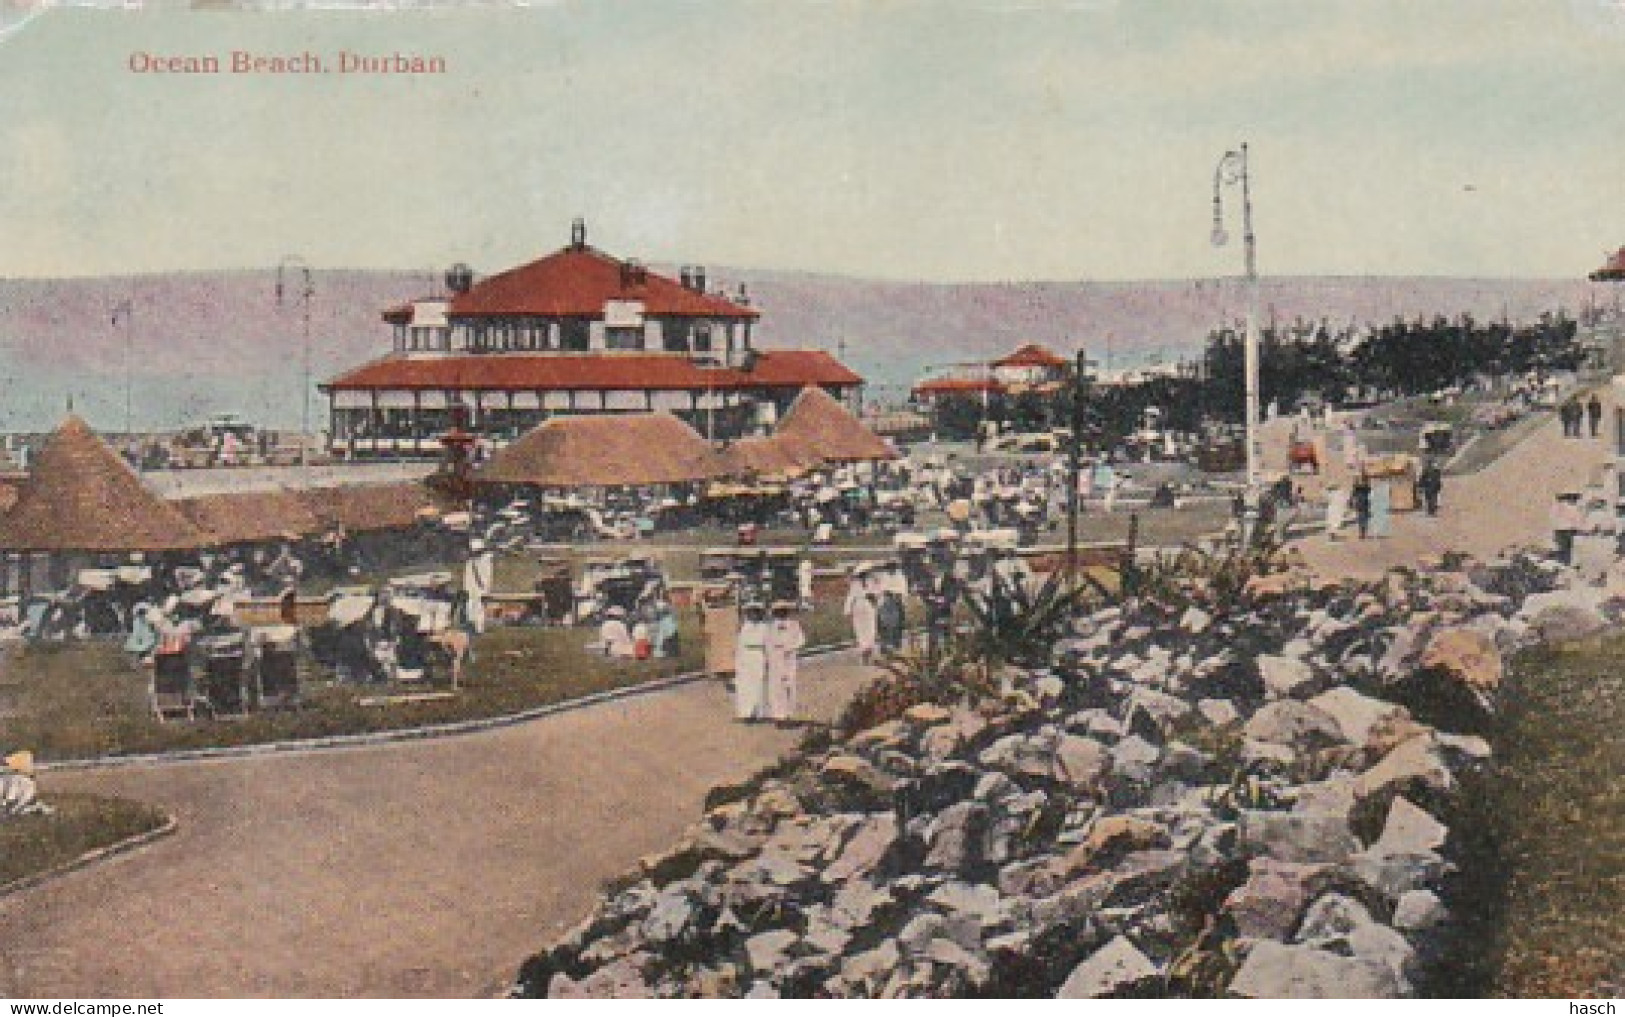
xmin=733 ymin=603 xmax=771 ymax=721
xmin=1324 ymin=483 xmax=1347 ymax=540
xmin=843 ymin=567 xmax=879 ymax=663
xmin=766 ymin=602 xmax=806 ymax=723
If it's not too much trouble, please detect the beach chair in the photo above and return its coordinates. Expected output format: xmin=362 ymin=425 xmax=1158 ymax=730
xmin=151 ymin=651 xmax=199 ymax=722
xmin=199 ymin=632 xmax=248 ymax=716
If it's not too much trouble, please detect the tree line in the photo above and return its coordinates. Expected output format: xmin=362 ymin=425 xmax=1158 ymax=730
xmin=921 ymin=311 xmax=1587 ymax=442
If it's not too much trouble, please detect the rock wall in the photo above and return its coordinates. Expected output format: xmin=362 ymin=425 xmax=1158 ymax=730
xmin=514 ymin=552 xmax=1613 ymax=999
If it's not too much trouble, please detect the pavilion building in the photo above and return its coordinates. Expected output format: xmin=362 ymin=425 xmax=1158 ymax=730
xmin=322 ymin=220 xmax=863 ymax=458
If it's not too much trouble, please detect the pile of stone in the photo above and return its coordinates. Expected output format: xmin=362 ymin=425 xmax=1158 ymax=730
xmin=515 ymin=551 xmax=1618 ymax=999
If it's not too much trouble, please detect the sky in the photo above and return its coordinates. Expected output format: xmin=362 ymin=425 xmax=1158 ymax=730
xmin=4 ymin=0 xmax=1625 ymax=282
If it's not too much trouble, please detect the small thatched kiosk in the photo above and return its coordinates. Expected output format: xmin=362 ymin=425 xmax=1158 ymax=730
xmin=476 ymin=412 xmax=728 ymax=489
xmin=772 ymin=386 xmax=898 ymax=466
xmin=0 ymin=415 xmax=210 ymax=595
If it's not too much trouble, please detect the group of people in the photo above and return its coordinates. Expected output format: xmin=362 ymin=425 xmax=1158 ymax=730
xmin=731 ymin=601 xmax=805 ymax=725
xmin=843 ymin=560 xmax=910 ymax=663
xmin=595 ymin=600 xmax=681 ymax=660
xmin=1559 ymin=393 xmax=1605 ymax=439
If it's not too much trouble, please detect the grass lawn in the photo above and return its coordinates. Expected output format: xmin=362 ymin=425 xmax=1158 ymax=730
xmin=0 ymin=793 xmax=169 ymax=889
xmin=0 ymin=593 xmax=864 ymax=763
xmin=1444 ymin=635 xmax=1625 ymax=998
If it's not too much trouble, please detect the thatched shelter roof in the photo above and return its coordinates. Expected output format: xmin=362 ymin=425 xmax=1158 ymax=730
xmin=476 ymin=412 xmax=725 ymax=488
xmin=719 ymin=435 xmax=812 ymax=478
xmin=173 ymin=490 xmax=325 ymax=546
xmin=774 ymin=386 xmax=898 ymax=464
xmin=301 ymin=481 xmax=448 ymax=533
xmin=0 ymin=416 xmax=209 ymax=552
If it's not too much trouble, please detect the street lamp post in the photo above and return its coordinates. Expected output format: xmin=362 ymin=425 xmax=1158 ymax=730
xmin=1211 ymin=143 xmax=1261 ymax=544
xmin=276 ymin=256 xmax=315 ymax=485
xmin=111 ymin=298 xmax=134 ymax=438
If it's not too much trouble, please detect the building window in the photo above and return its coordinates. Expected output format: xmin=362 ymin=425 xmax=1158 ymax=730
xmin=561 ymin=319 xmax=591 ymax=352
xmin=662 ymin=320 xmax=690 ymax=352
xmin=694 ymin=325 xmax=712 ymax=353
xmin=606 ymin=326 xmax=643 ymax=351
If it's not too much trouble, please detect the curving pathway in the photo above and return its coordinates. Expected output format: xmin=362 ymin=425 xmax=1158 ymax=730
xmin=0 ymin=656 xmax=876 ymax=998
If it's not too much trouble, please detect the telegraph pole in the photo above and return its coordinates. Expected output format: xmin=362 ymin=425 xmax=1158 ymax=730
xmin=1066 ymin=347 xmax=1094 ymax=581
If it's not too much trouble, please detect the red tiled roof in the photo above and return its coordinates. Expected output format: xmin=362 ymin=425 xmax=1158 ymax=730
xmin=1592 ymin=247 xmax=1625 ymax=282
xmin=993 ymin=343 xmax=1069 ymax=369
xmin=432 ymin=246 xmax=759 ymax=319
xmin=323 ymin=351 xmax=861 ymax=393
xmin=912 ymin=377 xmax=1006 ymax=395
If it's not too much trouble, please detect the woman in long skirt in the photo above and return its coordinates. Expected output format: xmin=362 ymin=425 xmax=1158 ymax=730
xmin=1370 ymin=477 xmax=1392 ymax=538
xmin=843 ymin=568 xmax=879 ymax=663
xmin=733 ymin=603 xmax=770 ymax=721
xmin=766 ymin=602 xmax=805 ymax=723
xmin=1324 ymin=484 xmax=1347 ymax=540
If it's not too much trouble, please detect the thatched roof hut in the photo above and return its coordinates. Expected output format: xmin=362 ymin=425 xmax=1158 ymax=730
xmin=300 ymin=481 xmax=448 ymax=533
xmin=0 ymin=415 xmax=209 ymax=552
xmin=476 ymin=412 xmax=726 ymax=488
xmin=774 ymin=386 xmax=897 ymax=465
xmin=173 ymin=489 xmax=325 ymax=546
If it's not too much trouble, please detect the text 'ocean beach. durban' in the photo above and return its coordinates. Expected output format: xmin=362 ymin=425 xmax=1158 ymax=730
xmin=127 ymin=51 xmax=446 ymax=75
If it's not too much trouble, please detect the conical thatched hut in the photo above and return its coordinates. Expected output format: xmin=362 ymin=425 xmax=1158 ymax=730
xmin=0 ymin=416 xmax=209 ymax=595
xmin=773 ymin=386 xmax=897 ymax=465
xmin=475 ymin=412 xmax=727 ymax=488
xmin=0 ymin=416 xmax=207 ymax=553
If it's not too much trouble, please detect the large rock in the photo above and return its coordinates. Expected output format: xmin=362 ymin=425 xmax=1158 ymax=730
xmin=924 ymin=801 xmax=991 ymax=872
xmin=1418 ymin=627 xmax=1502 ymax=692
xmin=821 ymin=754 xmax=897 ymax=797
xmin=1306 ymin=687 xmax=1409 ymax=748
xmin=1258 ymin=654 xmax=1315 ymax=698
xmin=1354 ymin=735 xmax=1454 ymax=800
xmin=1197 ymin=698 xmax=1240 ymax=727
xmin=1110 ymin=735 xmax=1162 ymax=783
xmin=1223 ymin=858 xmax=1332 ymax=940
xmin=1054 ymin=734 xmax=1111 ymax=787
xmin=1066 ymin=815 xmax=1171 ymax=873
xmin=1370 ymin=796 xmax=1449 ymax=856
xmin=1228 ymin=941 xmax=1402 ymax=998
xmin=1056 ymin=935 xmax=1158 ymax=998
xmin=1237 ymin=810 xmax=1360 ymax=864
xmin=745 ymin=929 xmax=799 ymax=974
xmin=1520 ymin=588 xmax=1607 ymax=644
xmin=1392 ymin=889 xmax=1447 ymax=931
xmin=1295 ymin=893 xmax=1416 ymax=986
xmin=1244 ymin=700 xmax=1344 ymax=749
xmin=825 ymin=814 xmax=898 ymax=883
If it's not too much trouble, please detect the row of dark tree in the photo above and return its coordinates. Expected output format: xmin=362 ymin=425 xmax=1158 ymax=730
xmin=921 ymin=312 xmax=1587 ymax=444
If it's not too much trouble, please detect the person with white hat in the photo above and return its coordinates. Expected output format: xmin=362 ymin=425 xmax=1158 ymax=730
xmin=597 ymin=606 xmax=635 ymax=659
xmin=1 ymin=751 xmax=51 ymax=819
xmin=462 ymin=538 xmax=494 ymax=635
xmin=843 ymin=563 xmax=880 ymax=664
xmin=733 ymin=602 xmax=771 ymax=721
xmin=765 ymin=602 xmax=806 ymax=724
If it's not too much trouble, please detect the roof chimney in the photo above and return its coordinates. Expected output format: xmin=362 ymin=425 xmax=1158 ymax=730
xmin=570 ymin=217 xmax=587 ymax=250
xmin=680 ymin=266 xmax=694 ymax=290
xmin=736 ymin=283 xmax=750 ymax=306
xmin=693 ymin=266 xmax=706 ymax=293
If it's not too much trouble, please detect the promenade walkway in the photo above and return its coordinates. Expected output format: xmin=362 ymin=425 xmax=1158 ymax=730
xmin=0 ymin=656 xmax=876 ymax=997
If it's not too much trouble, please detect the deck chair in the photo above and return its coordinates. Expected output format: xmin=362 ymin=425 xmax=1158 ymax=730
xmin=252 ymin=626 xmax=302 ymax=710
xmin=151 ymin=651 xmax=198 ymax=722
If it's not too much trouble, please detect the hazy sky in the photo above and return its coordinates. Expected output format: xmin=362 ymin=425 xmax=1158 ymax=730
xmin=5 ymin=0 xmax=1625 ymax=282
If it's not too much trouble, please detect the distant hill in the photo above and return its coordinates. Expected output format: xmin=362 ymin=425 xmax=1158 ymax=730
xmin=0 ymin=269 xmax=1599 ymax=431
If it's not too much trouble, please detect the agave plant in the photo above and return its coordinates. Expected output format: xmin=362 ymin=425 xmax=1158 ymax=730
xmin=961 ymin=568 xmax=1107 ymax=672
